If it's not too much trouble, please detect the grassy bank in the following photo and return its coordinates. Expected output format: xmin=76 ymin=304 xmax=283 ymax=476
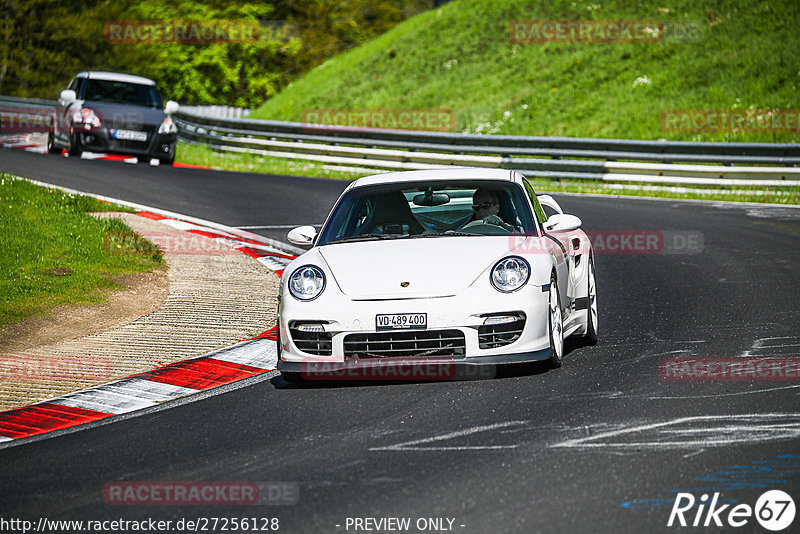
xmin=175 ymin=142 xmax=360 ymax=180
xmin=0 ymin=175 xmax=163 ymax=328
xmin=251 ymin=0 xmax=799 ymax=143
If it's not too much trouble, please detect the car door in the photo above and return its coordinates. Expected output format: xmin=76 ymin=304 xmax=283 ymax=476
xmin=522 ymin=179 xmax=571 ymax=311
xmin=54 ymin=77 xmax=82 ymax=144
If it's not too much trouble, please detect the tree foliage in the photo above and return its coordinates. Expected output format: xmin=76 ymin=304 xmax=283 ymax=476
xmin=1 ymin=0 xmax=432 ymax=107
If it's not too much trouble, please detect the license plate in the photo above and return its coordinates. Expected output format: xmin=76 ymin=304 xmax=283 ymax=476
xmin=113 ymin=129 xmax=147 ymax=142
xmin=376 ymin=313 xmax=427 ymax=330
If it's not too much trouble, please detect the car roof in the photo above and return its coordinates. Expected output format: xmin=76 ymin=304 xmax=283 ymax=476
xmin=74 ymin=71 xmax=156 ymax=86
xmin=349 ymin=168 xmax=517 ymax=190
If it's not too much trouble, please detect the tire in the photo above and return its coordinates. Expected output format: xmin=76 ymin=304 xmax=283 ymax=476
xmin=67 ymin=129 xmax=82 ymax=157
xmin=582 ymin=258 xmax=598 ymax=346
xmin=547 ymin=274 xmax=564 ymax=368
xmin=159 ymin=154 xmax=175 ymax=166
xmin=46 ymin=132 xmax=59 ymax=154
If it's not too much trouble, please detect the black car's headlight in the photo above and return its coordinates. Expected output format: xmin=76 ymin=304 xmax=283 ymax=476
xmin=77 ymin=108 xmax=102 ymax=129
xmin=490 ymin=256 xmax=530 ymax=293
xmin=288 ymin=265 xmax=326 ymax=301
xmin=158 ymin=117 xmax=177 ymax=135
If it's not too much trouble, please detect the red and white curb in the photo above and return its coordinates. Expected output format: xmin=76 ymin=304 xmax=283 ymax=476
xmin=0 ymin=181 xmax=300 ymax=445
xmin=136 ymin=210 xmax=297 ymax=276
xmin=1 ymin=133 xmax=212 ymax=168
xmin=0 ymin=133 xmax=47 ymax=154
xmin=0 ymin=332 xmax=278 ymax=442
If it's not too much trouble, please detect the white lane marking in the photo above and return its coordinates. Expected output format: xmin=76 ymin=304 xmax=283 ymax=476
xmin=0 ymin=436 xmax=13 ymax=443
xmin=208 ymin=338 xmax=277 ymax=369
xmin=102 ymin=378 xmax=197 ymax=402
xmin=551 ymin=413 xmax=800 ymax=450
xmin=369 ymin=421 xmax=526 ymax=452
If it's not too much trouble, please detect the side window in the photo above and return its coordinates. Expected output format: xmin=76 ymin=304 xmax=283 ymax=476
xmin=523 ymin=179 xmax=547 ymax=226
xmin=67 ymin=77 xmax=84 ymax=97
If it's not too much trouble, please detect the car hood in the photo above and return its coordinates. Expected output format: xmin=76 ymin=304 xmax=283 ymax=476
xmin=318 ymin=236 xmax=527 ymax=299
xmin=82 ymin=101 xmax=166 ymax=129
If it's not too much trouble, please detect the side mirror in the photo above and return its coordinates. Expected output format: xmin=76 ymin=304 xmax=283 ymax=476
xmin=164 ymin=101 xmax=179 ymax=115
xmin=287 ymin=225 xmax=317 ymax=246
xmin=537 ymin=194 xmax=563 ymax=215
xmin=60 ymin=89 xmax=77 ymax=103
xmin=544 ymin=214 xmax=582 ymax=232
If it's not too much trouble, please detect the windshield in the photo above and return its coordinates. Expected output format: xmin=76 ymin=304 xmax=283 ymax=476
xmin=316 ymin=180 xmax=538 ymax=246
xmin=82 ymin=79 xmax=164 ymax=109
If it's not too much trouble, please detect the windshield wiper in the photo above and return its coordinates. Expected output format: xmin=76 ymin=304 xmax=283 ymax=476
xmin=328 ymin=234 xmax=404 ymax=244
xmin=408 ymin=232 xmax=477 ymax=238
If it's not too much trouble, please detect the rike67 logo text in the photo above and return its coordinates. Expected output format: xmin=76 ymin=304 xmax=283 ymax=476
xmin=668 ymin=490 xmax=795 ymax=531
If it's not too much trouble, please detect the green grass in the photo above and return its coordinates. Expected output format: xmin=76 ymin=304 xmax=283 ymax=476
xmin=528 ymin=178 xmax=800 ymax=204
xmin=0 ymin=175 xmax=164 ymax=328
xmin=251 ymin=0 xmax=800 ymax=143
xmin=176 ymin=142 xmax=362 ymax=180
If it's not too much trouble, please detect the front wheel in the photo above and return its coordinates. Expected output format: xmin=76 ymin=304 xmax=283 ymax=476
xmin=67 ymin=130 xmax=82 ymax=157
xmin=547 ymin=275 xmax=564 ymax=368
xmin=582 ymin=258 xmax=598 ymax=345
xmin=46 ymin=132 xmax=59 ymax=154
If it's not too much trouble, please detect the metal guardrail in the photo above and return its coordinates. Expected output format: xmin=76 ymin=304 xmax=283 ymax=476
xmin=178 ymin=105 xmax=250 ymax=119
xmin=2 ymin=95 xmax=799 ymax=186
xmin=174 ymin=111 xmax=800 ymax=186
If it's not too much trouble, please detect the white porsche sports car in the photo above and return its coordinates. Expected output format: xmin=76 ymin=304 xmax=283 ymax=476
xmin=277 ymin=168 xmax=597 ymax=381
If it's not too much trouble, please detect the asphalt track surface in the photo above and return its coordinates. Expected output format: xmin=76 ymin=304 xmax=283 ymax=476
xmin=1 ymin=149 xmax=799 ymax=533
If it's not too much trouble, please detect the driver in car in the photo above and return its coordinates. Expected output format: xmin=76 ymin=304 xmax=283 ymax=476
xmin=468 ymin=188 xmax=514 ymax=231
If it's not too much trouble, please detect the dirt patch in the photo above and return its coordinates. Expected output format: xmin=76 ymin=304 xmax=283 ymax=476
xmin=0 ymin=270 xmax=169 ymax=354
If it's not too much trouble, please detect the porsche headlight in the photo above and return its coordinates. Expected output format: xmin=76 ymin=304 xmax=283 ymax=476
xmin=289 ymin=265 xmax=326 ymax=301
xmin=490 ymin=256 xmax=530 ymax=293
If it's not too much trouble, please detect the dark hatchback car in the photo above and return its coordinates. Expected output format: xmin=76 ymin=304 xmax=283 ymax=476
xmin=48 ymin=71 xmax=179 ymax=165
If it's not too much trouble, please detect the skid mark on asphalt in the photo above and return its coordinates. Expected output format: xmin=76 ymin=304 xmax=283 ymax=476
xmin=648 ymin=383 xmax=800 ymax=400
xmin=369 ymin=421 xmax=527 ymax=452
xmin=551 ymin=414 xmax=800 ymax=450
xmin=741 ymin=335 xmax=800 ymax=358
